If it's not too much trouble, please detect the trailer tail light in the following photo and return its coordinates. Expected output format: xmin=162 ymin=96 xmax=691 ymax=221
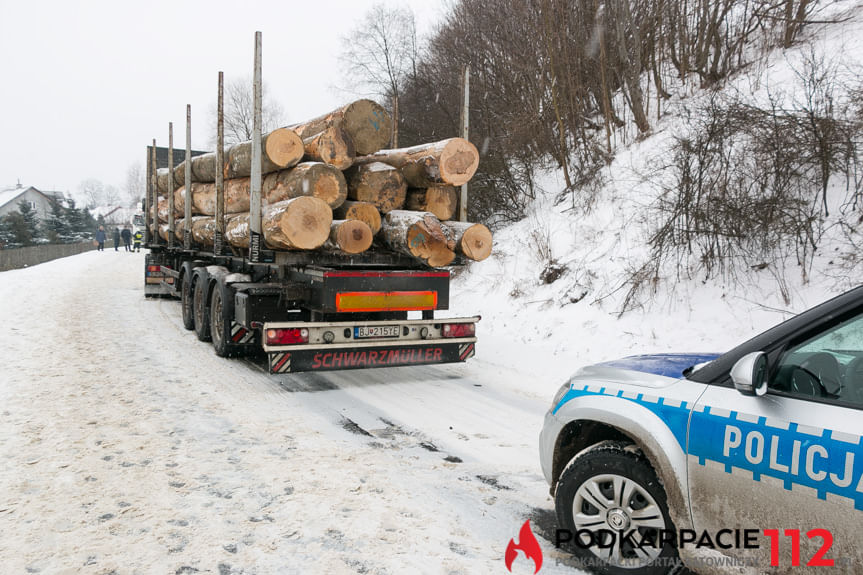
xmin=441 ymin=323 xmax=475 ymax=338
xmin=146 ymin=265 xmax=161 ymax=273
xmin=266 ymin=328 xmax=309 ymax=345
xmin=335 ymin=291 xmax=437 ymax=312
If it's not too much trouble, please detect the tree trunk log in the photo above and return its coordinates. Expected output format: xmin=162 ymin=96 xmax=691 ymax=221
xmin=441 ymin=221 xmax=493 ymax=262
xmin=189 ymin=216 xmax=216 ymax=246
xmin=191 ymin=152 xmax=219 ymax=182
xmin=156 ymin=168 xmax=179 ymax=196
xmin=355 ymin=138 xmax=479 ymax=187
xmin=380 ymin=210 xmax=455 ymax=267
xmin=225 ymin=197 xmax=333 ymax=250
xmin=301 ymin=126 xmax=354 ymax=170
xmin=224 ymin=213 xmax=251 ymax=248
xmin=345 ymin=162 xmax=406 ymax=214
xmin=158 ymin=222 xmax=172 ymax=242
xmin=405 ymin=185 xmax=458 ymax=221
xmin=332 ymin=200 xmax=381 ymax=235
xmin=226 ymin=127 xmax=304 ymax=179
xmin=157 ymin=196 xmax=176 ymax=222
xmin=174 ymin=179 xmax=250 ymax=216
xmin=263 ymin=162 xmax=347 ymax=208
xmin=289 ymin=99 xmax=391 ymax=155
xmin=322 ymin=220 xmax=373 ymax=254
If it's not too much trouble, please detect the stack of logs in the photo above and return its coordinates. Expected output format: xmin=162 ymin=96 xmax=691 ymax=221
xmin=152 ymin=99 xmax=492 ymax=267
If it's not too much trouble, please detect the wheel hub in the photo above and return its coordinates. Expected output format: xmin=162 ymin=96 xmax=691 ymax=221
xmin=606 ymin=508 xmax=631 ymax=531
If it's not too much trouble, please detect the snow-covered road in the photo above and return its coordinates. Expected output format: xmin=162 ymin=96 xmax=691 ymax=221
xmin=0 ymin=251 xmax=582 ymax=574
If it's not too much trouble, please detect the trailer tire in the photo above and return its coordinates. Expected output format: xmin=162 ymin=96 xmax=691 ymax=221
xmin=193 ymin=273 xmax=211 ymax=342
xmin=210 ymin=280 xmax=238 ymax=357
xmin=181 ymin=271 xmax=195 ymax=331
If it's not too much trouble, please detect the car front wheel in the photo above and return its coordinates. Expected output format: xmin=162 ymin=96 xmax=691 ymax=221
xmin=555 ymin=441 xmax=679 ymax=575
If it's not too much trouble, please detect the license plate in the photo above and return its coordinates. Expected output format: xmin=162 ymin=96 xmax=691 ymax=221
xmin=354 ymin=325 xmax=400 ymax=339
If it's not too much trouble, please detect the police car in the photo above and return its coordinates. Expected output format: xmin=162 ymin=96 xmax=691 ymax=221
xmin=540 ymin=287 xmax=863 ymax=574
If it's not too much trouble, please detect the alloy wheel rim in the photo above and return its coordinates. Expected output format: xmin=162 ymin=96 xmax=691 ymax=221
xmin=571 ymin=473 xmax=667 ymax=568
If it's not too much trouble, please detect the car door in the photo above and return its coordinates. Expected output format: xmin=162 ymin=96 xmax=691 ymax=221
xmin=686 ymin=308 xmax=863 ymax=574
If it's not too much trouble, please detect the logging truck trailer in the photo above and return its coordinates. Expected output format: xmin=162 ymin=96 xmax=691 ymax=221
xmin=144 ymin=244 xmax=478 ymax=374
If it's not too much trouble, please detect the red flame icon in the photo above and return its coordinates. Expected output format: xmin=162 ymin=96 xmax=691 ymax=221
xmin=505 ymin=519 xmax=543 ymax=573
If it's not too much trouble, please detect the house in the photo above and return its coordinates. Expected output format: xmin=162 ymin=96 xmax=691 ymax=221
xmin=0 ymin=184 xmax=65 ymax=221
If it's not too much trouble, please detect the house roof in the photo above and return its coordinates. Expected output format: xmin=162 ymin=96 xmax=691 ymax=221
xmin=0 ymin=188 xmax=27 ymax=209
xmin=0 ymin=186 xmax=65 ymax=211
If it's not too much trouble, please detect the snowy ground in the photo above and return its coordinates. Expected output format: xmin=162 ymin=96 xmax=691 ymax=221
xmin=1 ymin=250 xmax=597 ymax=575
xmin=3 ymin=8 xmax=860 ymax=572
xmin=0 ymin=243 xmax=844 ymax=575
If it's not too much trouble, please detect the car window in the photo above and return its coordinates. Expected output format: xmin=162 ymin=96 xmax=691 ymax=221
xmin=769 ymin=310 xmax=863 ymax=408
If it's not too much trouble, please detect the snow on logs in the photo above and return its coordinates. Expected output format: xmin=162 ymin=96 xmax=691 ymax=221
xmin=224 ymin=197 xmax=333 ymax=250
xmin=441 ymin=221 xmax=493 ymax=262
xmin=289 ymin=99 xmax=391 ymax=156
xmin=157 ymin=127 xmax=304 ymax=193
xmin=225 ymin=127 xmax=304 ymax=179
xmin=380 ymin=210 xmax=455 ymax=268
xmin=263 ymin=162 xmax=347 ymax=208
xmin=300 ymin=126 xmax=354 ymax=170
xmin=354 ymin=138 xmax=479 ymax=187
xmin=344 ymin=162 xmax=407 ymax=213
xmin=148 ymin=98 xmax=492 ymax=266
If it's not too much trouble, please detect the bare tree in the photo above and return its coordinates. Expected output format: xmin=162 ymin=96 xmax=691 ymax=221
xmin=104 ymin=184 xmax=121 ymax=206
xmin=209 ymin=76 xmax=287 ymax=147
xmin=78 ymin=178 xmax=105 ymax=209
xmin=340 ymin=3 xmax=418 ymax=146
xmin=124 ymin=163 xmax=146 ymax=208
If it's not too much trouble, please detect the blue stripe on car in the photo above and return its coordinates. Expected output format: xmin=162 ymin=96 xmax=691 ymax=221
xmin=596 ymin=353 xmax=721 ymax=378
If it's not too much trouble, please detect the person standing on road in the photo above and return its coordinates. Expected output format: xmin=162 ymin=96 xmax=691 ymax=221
xmin=112 ymin=227 xmax=120 ymax=251
xmin=95 ymin=226 xmax=106 ymax=251
xmin=133 ymin=229 xmax=143 ymax=252
xmin=121 ymin=226 xmax=132 ymax=252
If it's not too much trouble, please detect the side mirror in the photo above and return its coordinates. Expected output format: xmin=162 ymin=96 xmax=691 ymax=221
xmin=730 ymin=351 xmax=768 ymax=396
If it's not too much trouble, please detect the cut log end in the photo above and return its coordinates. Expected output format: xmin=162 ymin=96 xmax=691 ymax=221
xmin=342 ymin=99 xmax=392 ymax=155
xmin=329 ymin=219 xmax=373 ymax=254
xmin=265 ymin=128 xmax=305 ymax=168
xmin=439 ymin=139 xmax=480 ymax=186
xmin=334 ymin=200 xmax=382 ymax=235
xmin=459 ymin=224 xmax=492 ymax=261
xmin=265 ymin=196 xmax=333 ymax=250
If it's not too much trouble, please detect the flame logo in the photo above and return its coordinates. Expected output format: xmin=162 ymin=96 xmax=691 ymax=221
xmin=505 ymin=519 xmax=543 ymax=573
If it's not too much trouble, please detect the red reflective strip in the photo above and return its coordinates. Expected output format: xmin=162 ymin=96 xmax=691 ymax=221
xmin=459 ymin=344 xmax=475 ymax=361
xmin=323 ymin=271 xmax=449 ymax=279
xmin=232 ymin=328 xmax=247 ymax=342
xmin=273 ymin=353 xmax=291 ymax=372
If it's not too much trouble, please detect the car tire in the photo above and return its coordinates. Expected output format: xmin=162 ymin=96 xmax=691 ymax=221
xmin=193 ymin=274 xmax=211 ymax=342
xmin=555 ymin=441 xmax=680 ymax=575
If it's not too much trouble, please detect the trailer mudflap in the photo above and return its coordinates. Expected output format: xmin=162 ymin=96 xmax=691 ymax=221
xmin=268 ymin=341 xmax=476 ymax=374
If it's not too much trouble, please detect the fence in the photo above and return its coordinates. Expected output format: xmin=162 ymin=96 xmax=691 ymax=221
xmin=0 ymin=242 xmax=97 ymax=272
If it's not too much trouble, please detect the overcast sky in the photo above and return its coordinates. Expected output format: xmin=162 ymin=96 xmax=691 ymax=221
xmin=0 ymin=0 xmax=447 ymax=198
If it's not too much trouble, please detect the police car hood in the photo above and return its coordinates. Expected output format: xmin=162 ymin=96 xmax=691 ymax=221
xmin=571 ymin=353 xmax=721 ymax=387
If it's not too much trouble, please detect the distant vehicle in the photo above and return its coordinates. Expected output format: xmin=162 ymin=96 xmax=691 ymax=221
xmin=131 ymin=212 xmax=145 ymax=233
xmin=540 ymin=287 xmax=863 ymax=574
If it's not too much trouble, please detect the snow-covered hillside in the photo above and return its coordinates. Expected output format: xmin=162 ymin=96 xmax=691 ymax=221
xmin=449 ymin=0 xmax=863 ymax=389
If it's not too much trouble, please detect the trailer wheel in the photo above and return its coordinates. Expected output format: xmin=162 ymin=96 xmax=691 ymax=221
xmin=181 ymin=272 xmax=195 ymax=331
xmin=193 ymin=274 xmax=211 ymax=342
xmin=210 ymin=280 xmax=238 ymax=357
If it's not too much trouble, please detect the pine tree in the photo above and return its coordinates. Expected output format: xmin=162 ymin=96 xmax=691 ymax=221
xmin=16 ymin=200 xmax=41 ymax=245
xmin=42 ymin=199 xmax=71 ymax=243
xmin=0 ymin=215 xmax=16 ymax=248
xmin=5 ymin=211 xmax=32 ymax=246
